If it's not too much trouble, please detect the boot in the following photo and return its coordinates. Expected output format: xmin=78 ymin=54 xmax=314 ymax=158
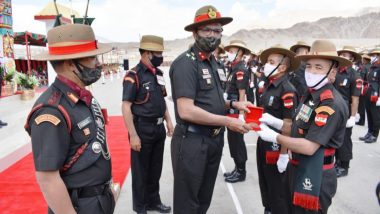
xmin=336 ymin=167 xmax=349 ymax=178
xmin=225 ymin=169 xmax=246 ymax=183
xmin=224 ymin=167 xmax=236 ymax=178
xmin=0 ymin=120 xmax=7 ymax=126
xmin=364 ymin=135 xmax=377 ymax=144
xmin=359 ymin=133 xmax=372 ymax=141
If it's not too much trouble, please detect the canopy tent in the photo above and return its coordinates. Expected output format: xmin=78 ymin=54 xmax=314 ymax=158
xmin=13 ymin=32 xmax=47 ymax=75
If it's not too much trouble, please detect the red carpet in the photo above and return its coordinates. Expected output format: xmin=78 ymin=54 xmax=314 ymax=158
xmin=0 ymin=116 xmax=130 ymax=213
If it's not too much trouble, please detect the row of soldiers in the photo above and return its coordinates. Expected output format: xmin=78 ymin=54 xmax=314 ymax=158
xmin=25 ymin=4 xmax=380 ymax=214
xmin=213 ymin=38 xmax=380 ymax=214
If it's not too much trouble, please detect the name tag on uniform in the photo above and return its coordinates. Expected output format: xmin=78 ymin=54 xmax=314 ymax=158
xmin=202 ymin=74 xmax=211 ymax=79
xmin=296 ymin=104 xmax=313 ymax=123
xmin=217 ymin=69 xmax=227 ymax=82
xmin=202 ymin=69 xmax=210 ymax=75
xmin=77 ymin=117 xmax=92 ymax=129
xmin=268 ymin=96 xmax=274 ymax=106
xmin=342 ymin=79 xmax=347 ymax=86
xmin=157 ymin=75 xmax=166 ymax=86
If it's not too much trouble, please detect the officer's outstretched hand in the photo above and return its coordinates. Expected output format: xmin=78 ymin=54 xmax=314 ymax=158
xmin=256 ymin=124 xmax=279 ymax=143
xmin=277 ymin=154 xmax=289 ymax=173
xmin=130 ymin=135 xmax=142 ymax=152
xmin=259 ymin=113 xmax=283 ymax=130
xmin=233 ymin=101 xmax=254 ymax=113
xmin=226 ymin=117 xmax=251 ymax=134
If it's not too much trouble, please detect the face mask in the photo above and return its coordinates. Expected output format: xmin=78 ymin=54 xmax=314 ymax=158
xmin=73 ymin=61 xmax=102 ymax=86
xmin=195 ymin=35 xmax=221 ymax=53
xmin=263 ymin=63 xmax=278 ymax=77
xmin=150 ymin=54 xmax=163 ymax=68
xmin=227 ymin=52 xmax=237 ymax=62
xmin=304 ymin=70 xmax=329 ymax=90
xmin=371 ymin=56 xmax=378 ymax=64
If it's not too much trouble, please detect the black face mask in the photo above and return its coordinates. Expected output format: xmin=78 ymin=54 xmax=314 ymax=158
xmin=150 ymin=54 xmax=163 ymax=68
xmin=195 ymin=35 xmax=221 ymax=53
xmin=73 ymin=60 xmax=102 ymax=86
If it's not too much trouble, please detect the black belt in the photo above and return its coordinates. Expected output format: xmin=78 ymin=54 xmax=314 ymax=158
xmin=134 ymin=116 xmax=164 ymax=125
xmin=186 ymin=124 xmax=224 ymax=138
xmin=69 ymin=182 xmax=110 ymax=198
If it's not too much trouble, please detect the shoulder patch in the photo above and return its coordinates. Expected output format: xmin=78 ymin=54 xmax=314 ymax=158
xmin=320 ymin=89 xmax=334 ymax=101
xmin=281 ymin=92 xmax=295 ymax=100
xmin=356 ymin=79 xmax=363 ymax=89
xmin=35 ymin=114 xmax=61 ymax=126
xmin=236 ymin=71 xmax=244 ymax=80
xmin=315 ymin=106 xmax=335 ymax=115
xmin=315 ymin=113 xmax=328 ymax=127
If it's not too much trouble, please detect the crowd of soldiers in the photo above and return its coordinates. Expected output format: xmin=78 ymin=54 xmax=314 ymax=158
xmin=24 ymin=4 xmax=380 ymax=214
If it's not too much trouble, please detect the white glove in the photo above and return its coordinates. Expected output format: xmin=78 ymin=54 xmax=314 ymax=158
xmin=355 ymin=113 xmax=360 ymax=123
xmin=257 ymin=124 xmax=279 ymax=143
xmin=259 ymin=113 xmax=284 ymax=130
xmin=376 ymin=98 xmax=380 ymax=106
xmin=251 ymin=66 xmax=257 ymax=74
xmin=277 ymin=154 xmax=289 ymax=173
xmin=258 ymin=81 xmax=265 ymax=88
xmin=239 ymin=114 xmax=245 ymax=121
xmin=346 ymin=116 xmax=356 ymax=128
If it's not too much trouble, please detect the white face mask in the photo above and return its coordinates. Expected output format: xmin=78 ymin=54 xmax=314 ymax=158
xmin=304 ymin=70 xmax=329 ymax=90
xmin=227 ymin=52 xmax=237 ymax=62
xmin=263 ymin=63 xmax=278 ymax=77
xmin=371 ymin=56 xmax=378 ymax=64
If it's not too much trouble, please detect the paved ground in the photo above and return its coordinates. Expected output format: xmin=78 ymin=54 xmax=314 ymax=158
xmin=1 ymin=66 xmax=379 ymax=214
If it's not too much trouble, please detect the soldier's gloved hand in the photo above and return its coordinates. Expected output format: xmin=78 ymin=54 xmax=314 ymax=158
xmin=355 ymin=113 xmax=360 ymax=123
xmin=259 ymin=113 xmax=283 ymax=130
xmin=346 ymin=116 xmax=356 ymax=128
xmin=256 ymin=124 xmax=279 ymax=143
xmin=277 ymin=154 xmax=289 ymax=173
xmin=376 ymin=98 xmax=380 ymax=106
xmin=130 ymin=135 xmax=142 ymax=152
xmin=226 ymin=117 xmax=251 ymax=134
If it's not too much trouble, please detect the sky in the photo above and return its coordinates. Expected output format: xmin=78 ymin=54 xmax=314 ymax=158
xmin=11 ymin=0 xmax=380 ymax=42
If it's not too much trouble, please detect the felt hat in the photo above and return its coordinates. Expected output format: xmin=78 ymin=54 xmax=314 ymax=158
xmin=184 ymin=5 xmax=232 ymax=32
xmin=35 ymin=24 xmax=112 ymax=61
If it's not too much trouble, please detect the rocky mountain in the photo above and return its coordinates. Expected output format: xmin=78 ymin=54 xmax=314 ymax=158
xmin=112 ymin=11 xmax=380 ymax=59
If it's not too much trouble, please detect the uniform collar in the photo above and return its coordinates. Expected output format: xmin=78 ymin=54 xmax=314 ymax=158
xmin=269 ymin=74 xmax=287 ymax=88
xmin=56 ymin=75 xmax=93 ymax=107
xmin=192 ymin=44 xmax=212 ymax=62
xmin=139 ymin=60 xmax=157 ymax=75
xmin=338 ymin=66 xmax=348 ymax=73
xmin=310 ymin=83 xmax=334 ymax=103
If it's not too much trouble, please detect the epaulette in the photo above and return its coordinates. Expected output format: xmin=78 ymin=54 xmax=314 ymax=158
xmin=320 ymin=89 xmax=334 ymax=101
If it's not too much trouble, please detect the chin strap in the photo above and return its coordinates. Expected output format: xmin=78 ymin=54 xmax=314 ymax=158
xmin=309 ymin=61 xmax=336 ymax=89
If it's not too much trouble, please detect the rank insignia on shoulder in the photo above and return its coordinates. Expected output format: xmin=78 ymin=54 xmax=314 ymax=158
xmin=315 ymin=113 xmax=328 ymax=127
xmin=320 ymin=90 xmax=334 ymax=101
xmin=186 ymin=52 xmax=196 ymax=61
xmin=35 ymin=114 xmax=61 ymax=126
